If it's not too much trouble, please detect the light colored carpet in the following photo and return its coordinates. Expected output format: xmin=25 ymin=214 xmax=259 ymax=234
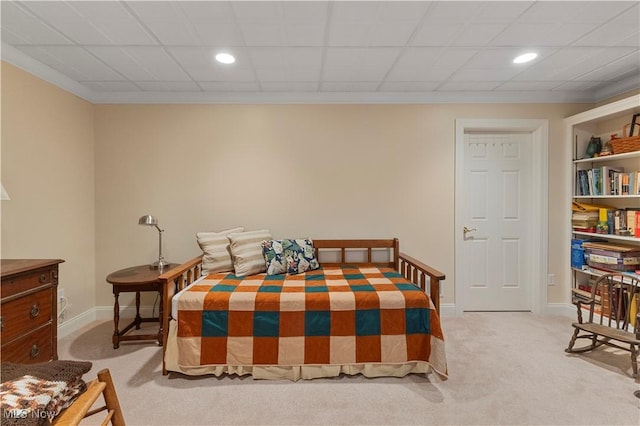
xmin=58 ymin=312 xmax=639 ymax=425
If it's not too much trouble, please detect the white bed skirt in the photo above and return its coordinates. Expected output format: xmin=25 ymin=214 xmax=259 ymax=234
xmin=164 ymin=320 xmax=447 ymax=381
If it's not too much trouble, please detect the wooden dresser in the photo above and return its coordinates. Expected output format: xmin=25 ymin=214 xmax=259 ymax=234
xmin=1 ymin=259 xmax=64 ymax=363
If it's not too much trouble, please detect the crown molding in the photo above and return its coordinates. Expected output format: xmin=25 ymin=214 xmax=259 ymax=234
xmin=90 ymin=89 xmax=595 ymax=104
xmin=1 ymin=43 xmax=96 ymax=102
xmin=3 ymin=42 xmax=635 ymax=105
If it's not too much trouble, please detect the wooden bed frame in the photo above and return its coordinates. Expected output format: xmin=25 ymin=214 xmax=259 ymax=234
xmin=158 ymin=238 xmax=445 ymax=376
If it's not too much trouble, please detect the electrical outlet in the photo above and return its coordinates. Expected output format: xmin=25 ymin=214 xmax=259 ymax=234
xmin=547 ymin=274 xmax=555 ymax=286
xmin=58 ymin=288 xmax=65 ymax=302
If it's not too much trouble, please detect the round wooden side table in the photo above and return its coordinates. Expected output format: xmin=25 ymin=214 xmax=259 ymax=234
xmin=106 ymin=264 xmax=177 ymax=349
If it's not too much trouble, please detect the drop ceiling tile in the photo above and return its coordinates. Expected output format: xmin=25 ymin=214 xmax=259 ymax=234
xmin=473 ymin=2 xmax=534 ymax=21
xmin=176 ymin=1 xmax=236 ymax=23
xmin=232 ymin=1 xmax=282 ymax=22
xmin=328 ymin=21 xmax=415 ymax=47
xmin=378 ymin=81 xmax=440 ymax=91
xmin=261 ymin=82 xmax=318 ymax=91
xmin=191 ymin=22 xmax=245 ymax=46
xmin=81 ymin=81 xmax=140 ymax=92
xmin=15 ymin=1 xmax=174 ymax=46
xmin=323 ymin=47 xmax=401 ymax=81
xmin=411 ymin=23 xmax=465 ymax=46
xmin=437 ymin=81 xmax=502 ymax=91
xmin=328 ymin=22 xmax=373 ymax=47
xmin=89 ymin=46 xmax=191 ymax=81
xmin=16 ymin=45 xmax=124 ymax=81
xmin=451 ymin=68 xmax=521 ymax=82
xmin=282 ymin=1 xmax=329 ymax=21
xmin=331 ymin=2 xmax=382 ymax=21
xmin=168 ymin=47 xmax=255 ymax=81
xmin=423 ymin=1 xmax=487 ymax=21
xmin=575 ymin=54 xmax=640 ymax=82
xmin=135 ymin=81 xmax=201 ymax=92
xmin=553 ymin=81 xmax=603 ymax=91
xmin=495 ymin=81 xmax=564 ymax=91
xmin=573 ymin=18 xmax=640 ymax=47
xmin=126 ymin=1 xmax=182 ymax=20
xmin=376 ymin=1 xmax=431 ymax=20
xmin=284 ymin=23 xmax=326 ymax=46
xmin=387 ymin=47 xmax=469 ymax=81
xmin=1 ymin=2 xmax=72 ymax=45
xmin=199 ymin=81 xmax=260 ymax=92
xmin=321 ymin=82 xmax=379 ymax=91
xmin=451 ymin=23 xmax=510 ymax=46
xmin=250 ymin=47 xmax=322 ymax=82
xmin=491 ymin=22 xmax=594 ymax=46
xmin=463 ymin=47 xmax=551 ymax=69
xmin=517 ymin=1 xmax=632 ymax=24
xmin=144 ymin=19 xmax=199 ymax=45
xmin=238 ymin=22 xmax=286 ymax=46
xmin=19 ymin=0 xmax=106 ymax=46
xmin=86 ymin=18 xmax=155 ymax=45
xmin=86 ymin=47 xmax=156 ymax=81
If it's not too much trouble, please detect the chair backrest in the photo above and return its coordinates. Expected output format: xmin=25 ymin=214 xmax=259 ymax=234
xmin=589 ymin=273 xmax=640 ymax=335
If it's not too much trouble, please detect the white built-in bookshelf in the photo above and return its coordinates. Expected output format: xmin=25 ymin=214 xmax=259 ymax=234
xmin=565 ymin=94 xmax=640 ymax=305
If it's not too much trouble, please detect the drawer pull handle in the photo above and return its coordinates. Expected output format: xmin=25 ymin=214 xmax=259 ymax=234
xmin=39 ymin=274 xmax=47 ymax=283
xmin=30 ymin=344 xmax=40 ymax=358
xmin=30 ymin=304 xmax=40 ymax=318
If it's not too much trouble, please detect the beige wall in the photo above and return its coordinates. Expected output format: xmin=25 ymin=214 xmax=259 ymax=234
xmin=2 ymin=62 xmax=595 ymax=317
xmin=1 ymin=62 xmax=95 ymax=321
xmin=94 ymin=102 xmax=589 ymax=308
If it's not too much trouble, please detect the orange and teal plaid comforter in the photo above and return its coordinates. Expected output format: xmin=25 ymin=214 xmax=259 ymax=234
xmin=175 ymin=266 xmax=447 ymax=374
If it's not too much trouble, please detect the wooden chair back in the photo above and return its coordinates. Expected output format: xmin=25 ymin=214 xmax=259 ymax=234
xmin=587 ymin=273 xmax=640 ymax=335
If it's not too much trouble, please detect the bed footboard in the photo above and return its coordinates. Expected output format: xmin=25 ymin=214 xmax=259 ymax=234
xmin=158 ymin=256 xmax=203 ymax=375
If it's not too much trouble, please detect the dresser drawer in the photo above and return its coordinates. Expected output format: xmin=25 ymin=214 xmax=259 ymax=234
xmin=1 ymin=288 xmax=53 ymax=343
xmin=1 ymin=324 xmax=53 ymax=364
xmin=1 ymin=266 xmax=56 ymax=299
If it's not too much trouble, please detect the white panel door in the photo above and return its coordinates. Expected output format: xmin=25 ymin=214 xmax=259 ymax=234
xmin=462 ymin=132 xmax=532 ymax=311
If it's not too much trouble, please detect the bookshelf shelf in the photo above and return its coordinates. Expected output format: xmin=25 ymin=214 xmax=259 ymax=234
xmin=573 ymin=150 xmax=640 ymax=164
xmin=572 ymin=231 xmax=639 ymax=243
xmin=566 ymin=94 xmax=640 ymax=306
xmin=573 ymin=195 xmax=640 ymax=199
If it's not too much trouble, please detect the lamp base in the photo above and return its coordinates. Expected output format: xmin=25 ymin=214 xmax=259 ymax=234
xmin=150 ymin=260 xmax=171 ymax=270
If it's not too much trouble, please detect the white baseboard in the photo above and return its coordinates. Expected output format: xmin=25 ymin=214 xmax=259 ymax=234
xmin=544 ymin=303 xmax=576 ymax=318
xmin=436 ymin=303 xmax=576 ymax=318
xmin=439 ymin=303 xmax=456 ymax=317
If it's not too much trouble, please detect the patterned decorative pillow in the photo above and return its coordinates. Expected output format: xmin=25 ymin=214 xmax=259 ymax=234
xmin=262 ymin=240 xmax=287 ymax=275
xmin=263 ymin=239 xmax=320 ymax=275
xmin=228 ymin=229 xmax=272 ymax=277
xmin=196 ymin=227 xmax=244 ymax=274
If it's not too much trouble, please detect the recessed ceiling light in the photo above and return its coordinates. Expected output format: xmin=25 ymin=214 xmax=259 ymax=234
xmin=215 ymin=52 xmax=235 ymax=64
xmin=513 ymin=52 xmax=538 ymax=64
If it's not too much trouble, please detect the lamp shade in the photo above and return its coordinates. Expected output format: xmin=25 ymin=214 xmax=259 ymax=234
xmin=138 ymin=215 xmax=157 ymax=226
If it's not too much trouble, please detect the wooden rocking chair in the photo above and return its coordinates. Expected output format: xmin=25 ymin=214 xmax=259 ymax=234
xmin=565 ymin=273 xmax=640 ymax=378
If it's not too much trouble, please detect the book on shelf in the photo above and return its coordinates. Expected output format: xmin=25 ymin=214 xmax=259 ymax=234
xmin=575 ymin=167 xmax=640 ymax=196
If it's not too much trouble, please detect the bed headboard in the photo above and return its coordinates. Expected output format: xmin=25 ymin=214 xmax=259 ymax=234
xmin=312 ymin=238 xmax=399 ymax=269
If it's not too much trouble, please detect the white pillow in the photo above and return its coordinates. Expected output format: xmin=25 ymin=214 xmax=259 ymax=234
xmin=196 ymin=227 xmax=244 ymax=274
xmin=228 ymin=229 xmax=272 ymax=277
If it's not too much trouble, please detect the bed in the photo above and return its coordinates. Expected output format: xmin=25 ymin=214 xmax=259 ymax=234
xmin=158 ymin=238 xmax=447 ymax=380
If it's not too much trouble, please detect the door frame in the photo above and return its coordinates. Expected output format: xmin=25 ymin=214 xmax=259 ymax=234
xmin=454 ymin=119 xmax=549 ymax=316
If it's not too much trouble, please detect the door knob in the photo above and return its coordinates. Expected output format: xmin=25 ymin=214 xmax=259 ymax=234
xmin=463 ymin=226 xmax=476 ymax=236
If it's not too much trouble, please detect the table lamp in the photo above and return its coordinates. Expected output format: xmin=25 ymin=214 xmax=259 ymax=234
xmin=138 ymin=214 xmax=169 ymax=269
